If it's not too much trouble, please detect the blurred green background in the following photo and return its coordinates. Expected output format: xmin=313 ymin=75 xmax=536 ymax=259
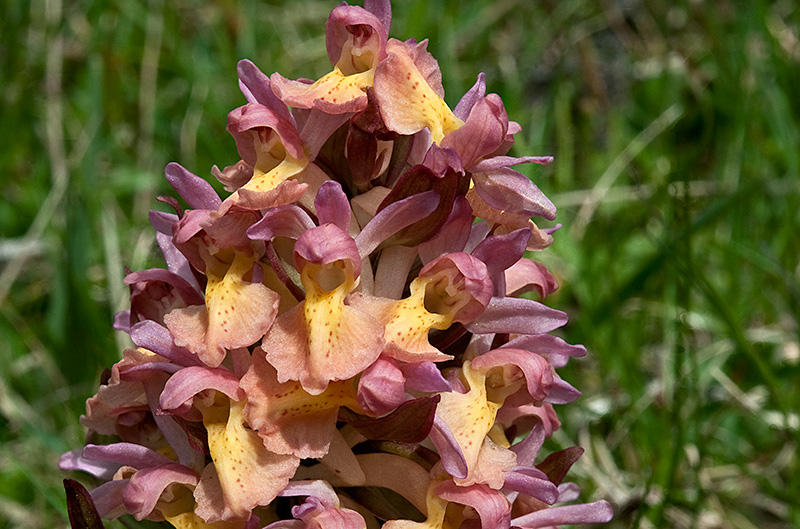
xmin=2 ymin=0 xmax=799 ymax=527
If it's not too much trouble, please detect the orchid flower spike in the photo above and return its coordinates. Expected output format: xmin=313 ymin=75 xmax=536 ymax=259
xmin=61 ymin=2 xmax=612 ymax=529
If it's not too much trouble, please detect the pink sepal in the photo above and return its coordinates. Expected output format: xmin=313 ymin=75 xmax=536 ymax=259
xmin=325 ymin=4 xmax=388 ymax=66
xmin=314 ymin=180 xmax=352 ymax=232
xmin=164 ymin=162 xmax=222 ymax=210
xmin=510 ymin=500 xmax=613 ymax=528
xmin=454 ymin=73 xmax=487 ymax=121
xmin=123 ymin=462 xmax=200 ymax=520
xmin=354 ymin=189 xmax=440 ymax=258
xmin=435 ymin=481 xmax=512 ymax=529
xmin=81 ymin=442 xmax=173 ymax=470
xmin=504 ymin=259 xmax=558 ymax=300
xmin=430 ymin=416 xmax=468 ymax=479
xmin=90 ymin=479 xmax=129 ymax=520
xmin=472 ymin=169 xmax=556 ymax=221
xmin=159 ymin=366 xmax=244 ymax=411
xmin=467 ymin=298 xmax=568 ymax=336
xmin=357 ymin=356 xmax=405 ymax=416
xmin=227 ymin=103 xmax=305 ymax=164
xmin=237 ymin=59 xmax=296 ymax=125
xmin=246 ymin=204 xmax=315 ymax=242
xmin=471 ymin=348 xmax=554 ymax=403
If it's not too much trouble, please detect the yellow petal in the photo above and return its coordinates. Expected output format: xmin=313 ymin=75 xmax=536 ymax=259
xmin=264 ymin=262 xmax=384 ymax=394
xmin=351 ymin=277 xmax=452 ymax=362
xmin=435 ymin=362 xmax=502 ymax=481
xmin=242 ymin=353 xmax=360 ymax=459
xmin=240 ymin=153 xmax=308 ymax=195
xmin=197 ymin=251 xmax=279 ymax=366
xmin=375 ymin=40 xmax=463 ymax=144
xmin=200 ymin=396 xmax=299 ymax=520
xmin=271 ymin=67 xmax=374 ymax=113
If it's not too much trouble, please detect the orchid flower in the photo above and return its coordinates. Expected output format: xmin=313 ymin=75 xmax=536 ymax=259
xmin=62 ymin=2 xmax=612 ymax=528
xmin=271 ymin=2 xmax=390 ymax=114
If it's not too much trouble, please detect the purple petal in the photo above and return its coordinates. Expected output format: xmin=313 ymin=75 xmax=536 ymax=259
xmin=503 ymin=334 xmax=585 ymax=357
xmin=435 ymin=481 xmax=512 ymax=529
xmin=471 ymin=228 xmax=529 ymax=285
xmin=418 ymin=196 xmax=473 ymax=264
xmin=81 ymin=443 xmax=173 ymax=469
xmin=399 ymin=361 xmax=452 ymax=393
xmin=502 ymin=467 xmax=559 ymax=505
xmin=422 ymin=144 xmax=463 ymax=175
xmin=300 ymin=109 xmax=354 ymax=160
xmin=442 ymin=94 xmax=507 ymax=169
xmin=375 ymin=164 xmax=458 ymax=247
xmin=472 ymin=168 xmax=556 ymax=221
xmin=156 ymin=231 xmax=201 ymax=292
xmin=467 ymin=298 xmax=568 ymax=335
xmin=90 ymin=479 xmax=128 ymax=520
xmin=144 ymin=380 xmax=206 ymax=471
xmin=123 ymin=362 xmax=181 ymax=378
xmin=129 ymin=320 xmax=201 ymax=367
xmin=325 ymin=5 xmax=388 ymax=66
xmin=454 ymin=73 xmax=486 ymax=121
xmin=429 ymin=415 xmax=468 ymax=479
xmin=354 ymin=189 xmax=440 ymax=257
xmin=59 ymin=449 xmax=120 ymax=480
xmin=159 ymin=366 xmax=244 ymax=410
xmin=364 ymin=0 xmax=392 ymax=33
xmin=418 ymin=252 xmax=494 ymax=323
xmin=510 ymin=421 xmax=546 ymax=466
xmin=357 ymin=356 xmax=405 ymax=416
xmin=124 ymin=267 xmax=204 ymax=306
xmin=237 ymin=59 xmax=295 ymax=125
xmin=164 ymin=162 xmax=221 ymax=210
xmin=113 ymin=310 xmax=131 ymax=333
xmin=123 ymin=463 xmax=200 ymax=520
xmin=247 ymin=203 xmax=315 ymax=242
xmin=173 ymin=208 xmax=211 ymax=245
xmin=315 ymin=180 xmax=352 ymax=232
xmin=557 ymin=482 xmax=581 ymax=503
xmin=544 ymin=377 xmax=581 ymax=405
xmin=471 ymin=348 xmax=553 ymax=402
xmin=278 ymin=480 xmax=339 ymax=507
xmin=470 ymin=155 xmax=554 ymax=173
xmin=504 ymin=259 xmax=558 ymax=300
xmin=511 ymin=500 xmax=613 ymax=528
xmin=227 ymin=103 xmax=305 ymax=164
xmin=293 ymin=223 xmax=361 ymax=273
xmin=464 ymin=220 xmax=491 ymax=253
xmin=149 ymin=210 xmax=177 ymax=236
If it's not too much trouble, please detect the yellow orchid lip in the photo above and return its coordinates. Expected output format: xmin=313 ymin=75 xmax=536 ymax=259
xmin=240 ymin=352 xmax=361 ymax=460
xmin=199 ymin=395 xmax=299 ymax=522
xmin=164 ymin=250 xmax=280 ymax=369
xmin=374 ymin=39 xmax=464 ymax=144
